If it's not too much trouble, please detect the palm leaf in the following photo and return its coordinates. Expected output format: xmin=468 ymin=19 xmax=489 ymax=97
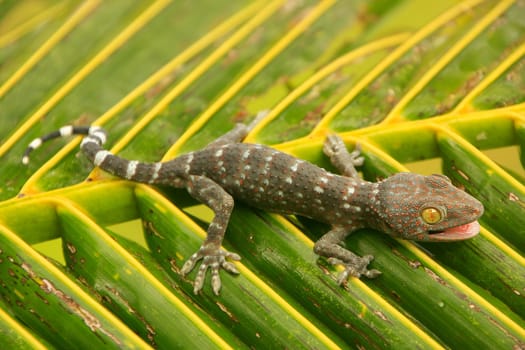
xmin=1 ymin=0 xmax=524 ymax=348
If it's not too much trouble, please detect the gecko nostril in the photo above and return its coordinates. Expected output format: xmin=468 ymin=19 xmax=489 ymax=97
xmin=476 ymin=203 xmax=484 ymax=217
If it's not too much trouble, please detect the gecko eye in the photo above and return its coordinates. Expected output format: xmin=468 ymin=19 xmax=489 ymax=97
xmin=420 ymin=206 xmax=445 ymax=224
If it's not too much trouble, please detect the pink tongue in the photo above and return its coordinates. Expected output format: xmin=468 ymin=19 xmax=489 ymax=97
xmin=433 ymin=221 xmax=480 ymax=241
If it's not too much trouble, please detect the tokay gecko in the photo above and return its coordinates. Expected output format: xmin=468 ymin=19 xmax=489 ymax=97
xmin=23 ymin=111 xmax=484 ymax=295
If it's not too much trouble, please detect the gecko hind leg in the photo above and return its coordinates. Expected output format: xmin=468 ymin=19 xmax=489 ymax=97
xmin=323 ymin=134 xmax=364 ymax=179
xmin=314 ymin=226 xmax=381 ymax=284
xmin=180 ymin=175 xmax=240 ymax=295
xmin=205 ymin=110 xmax=269 ymax=148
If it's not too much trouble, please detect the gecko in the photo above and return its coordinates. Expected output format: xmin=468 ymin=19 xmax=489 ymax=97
xmin=23 ymin=111 xmax=484 ymax=295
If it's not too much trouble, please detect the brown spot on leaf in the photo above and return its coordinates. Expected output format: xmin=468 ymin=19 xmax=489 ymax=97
xmin=508 ymin=192 xmax=520 ymax=202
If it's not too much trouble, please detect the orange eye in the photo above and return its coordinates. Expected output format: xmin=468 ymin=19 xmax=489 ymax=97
xmin=421 ymin=207 xmax=442 ymax=224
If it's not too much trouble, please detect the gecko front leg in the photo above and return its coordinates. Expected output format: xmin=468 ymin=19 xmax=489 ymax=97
xmin=314 ymin=227 xmax=381 ymax=284
xmin=180 ymin=175 xmax=240 ymax=295
xmin=320 ymin=135 xmax=380 ymax=283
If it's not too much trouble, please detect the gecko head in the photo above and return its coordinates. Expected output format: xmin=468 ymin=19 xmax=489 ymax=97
xmin=375 ymin=173 xmax=483 ymax=242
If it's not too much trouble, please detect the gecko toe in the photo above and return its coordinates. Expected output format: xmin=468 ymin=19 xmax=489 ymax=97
xmin=211 ymin=267 xmax=222 ymax=295
xmin=351 ymin=155 xmax=364 ymax=167
xmin=364 ymin=269 xmax=382 ymax=278
xmin=181 ymin=253 xmax=200 ymax=276
xmin=362 ymin=254 xmax=374 ymax=263
xmin=222 ymin=261 xmax=240 ymax=275
xmin=192 ymin=265 xmax=208 ymax=294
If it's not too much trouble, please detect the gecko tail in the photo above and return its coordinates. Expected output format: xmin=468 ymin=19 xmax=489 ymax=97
xmin=22 ymin=125 xmax=106 ymax=165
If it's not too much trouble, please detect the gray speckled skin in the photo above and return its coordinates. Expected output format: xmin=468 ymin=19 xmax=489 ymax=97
xmin=177 ymin=143 xmax=369 ymax=224
xmin=23 ymin=115 xmax=484 ymax=295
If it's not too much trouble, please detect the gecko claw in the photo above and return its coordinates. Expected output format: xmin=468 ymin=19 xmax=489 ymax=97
xmin=328 ymin=254 xmax=381 ymax=284
xmin=181 ymin=248 xmax=241 ymax=295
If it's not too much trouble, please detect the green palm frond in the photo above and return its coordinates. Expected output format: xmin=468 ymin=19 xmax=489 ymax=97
xmin=1 ymin=1 xmax=524 ymax=348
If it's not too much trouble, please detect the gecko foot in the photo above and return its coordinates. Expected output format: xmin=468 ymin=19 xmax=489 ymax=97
xmin=323 ymin=135 xmax=364 ymax=178
xmin=181 ymin=247 xmax=241 ymax=295
xmin=323 ymin=135 xmax=363 ymax=165
xmin=327 ymin=254 xmax=381 ymax=285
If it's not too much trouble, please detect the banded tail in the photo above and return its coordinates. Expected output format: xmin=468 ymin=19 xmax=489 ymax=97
xmin=22 ymin=125 xmax=166 ymax=184
xmin=22 ymin=126 xmax=106 ymax=165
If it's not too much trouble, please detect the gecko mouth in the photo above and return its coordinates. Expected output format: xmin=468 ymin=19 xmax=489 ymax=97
xmin=427 ymin=220 xmax=480 ymax=241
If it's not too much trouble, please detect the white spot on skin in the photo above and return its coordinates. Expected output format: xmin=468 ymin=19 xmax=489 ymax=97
xmin=244 ymin=165 xmax=251 ymax=171
xmin=242 ymin=150 xmax=251 ymax=159
xmin=184 ymin=154 xmax=194 ymax=174
xmin=89 ymin=126 xmax=103 ymax=134
xmin=81 ymin=134 xmax=105 ymax=148
xmin=93 ymin=150 xmax=111 ymax=166
xmin=80 ymin=137 xmax=92 ymax=148
xmin=285 ymin=177 xmax=293 ymax=184
xmin=290 ymin=162 xmax=299 ymax=172
xmin=296 ymin=192 xmax=303 ymax=198
xmin=320 ymin=177 xmax=328 ymax=184
xmin=343 ymin=203 xmax=350 ymax=209
xmin=215 ymin=149 xmax=223 ymax=157
xmin=59 ymin=125 xmax=74 ymax=136
xmin=210 ymin=222 xmax=223 ymax=231
xmin=277 ymin=190 xmax=284 ymax=197
xmin=347 ymin=186 xmax=355 ymax=195
xmin=126 ymin=160 xmax=139 ymax=179
xmin=314 ymin=186 xmax=324 ymax=194
xmin=93 ymin=131 xmax=107 ymax=144
xmin=265 ymin=156 xmax=273 ymax=162
xmin=150 ymin=163 xmax=162 ymax=183
xmin=28 ymin=138 xmax=42 ymax=150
